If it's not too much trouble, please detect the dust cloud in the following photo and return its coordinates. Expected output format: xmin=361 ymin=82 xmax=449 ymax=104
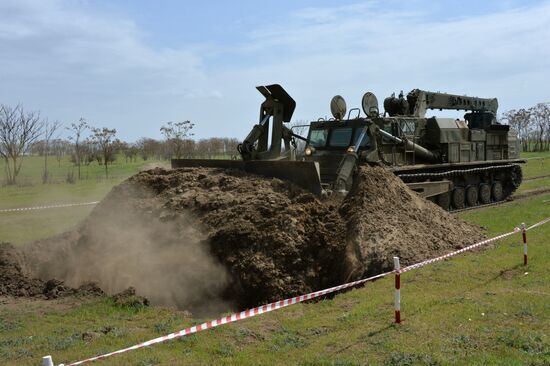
xmin=23 ymin=183 xmax=231 ymax=315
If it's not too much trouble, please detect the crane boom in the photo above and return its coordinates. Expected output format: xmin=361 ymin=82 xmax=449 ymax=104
xmin=407 ymin=89 xmax=498 ymax=117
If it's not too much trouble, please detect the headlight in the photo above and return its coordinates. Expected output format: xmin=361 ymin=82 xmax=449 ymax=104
xmin=305 ymin=147 xmax=315 ymax=156
xmin=347 ymin=146 xmax=356 ymax=153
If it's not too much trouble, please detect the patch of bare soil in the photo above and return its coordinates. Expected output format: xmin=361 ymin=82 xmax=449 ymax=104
xmin=6 ymin=165 xmax=484 ymax=312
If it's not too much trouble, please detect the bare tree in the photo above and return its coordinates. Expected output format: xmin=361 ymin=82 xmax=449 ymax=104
xmin=529 ymin=103 xmax=550 ymax=152
xmin=67 ymin=118 xmax=89 ymax=180
xmin=160 ymin=120 xmax=194 ymax=158
xmin=136 ymin=137 xmax=162 ymax=160
xmin=90 ymin=127 xmax=118 ymax=178
xmin=51 ymin=138 xmax=71 ymax=167
xmin=501 ymin=109 xmax=531 ymax=151
xmin=0 ymin=104 xmax=44 ymax=185
xmin=41 ymin=120 xmax=62 ymax=183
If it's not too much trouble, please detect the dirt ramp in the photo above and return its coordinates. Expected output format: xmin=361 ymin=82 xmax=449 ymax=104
xmin=341 ymin=166 xmax=486 ymax=276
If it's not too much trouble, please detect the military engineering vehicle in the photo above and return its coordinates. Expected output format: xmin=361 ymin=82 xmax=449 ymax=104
xmin=172 ymin=84 xmax=524 ymax=210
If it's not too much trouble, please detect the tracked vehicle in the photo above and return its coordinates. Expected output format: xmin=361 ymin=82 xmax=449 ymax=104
xmin=172 ymin=84 xmax=524 ymax=210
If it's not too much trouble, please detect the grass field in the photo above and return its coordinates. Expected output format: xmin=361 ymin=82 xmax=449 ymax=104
xmin=0 ymin=152 xmax=549 ymax=365
xmin=0 ymin=154 xmax=155 ymax=185
xmin=0 ymin=155 xmax=163 ymax=244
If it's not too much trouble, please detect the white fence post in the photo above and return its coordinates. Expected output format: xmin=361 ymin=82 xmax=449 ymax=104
xmin=41 ymin=355 xmax=54 ymax=366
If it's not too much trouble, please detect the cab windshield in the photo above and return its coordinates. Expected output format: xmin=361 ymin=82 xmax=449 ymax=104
xmin=329 ymin=127 xmax=353 ymax=147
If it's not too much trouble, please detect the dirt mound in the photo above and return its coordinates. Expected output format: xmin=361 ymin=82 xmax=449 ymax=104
xmin=341 ymin=166 xmax=486 ymax=277
xmin=13 ymin=165 xmax=484 ymax=312
xmin=22 ymin=167 xmax=349 ymax=312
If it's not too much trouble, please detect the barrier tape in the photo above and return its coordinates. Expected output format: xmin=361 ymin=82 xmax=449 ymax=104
xmin=400 ymin=217 xmax=549 ymax=274
xmin=65 ymin=271 xmax=391 ymax=366
xmin=48 ymin=217 xmax=550 ymax=366
xmin=400 ymin=228 xmax=520 ymax=273
xmin=527 ymin=216 xmax=550 ymax=230
xmin=0 ymin=201 xmax=98 ymax=213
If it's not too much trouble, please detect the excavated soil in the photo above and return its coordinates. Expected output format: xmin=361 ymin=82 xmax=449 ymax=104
xmin=3 ymin=165 xmax=485 ymax=312
xmin=0 ymin=242 xmax=103 ymax=299
xmin=340 ymin=166 xmax=486 ymax=276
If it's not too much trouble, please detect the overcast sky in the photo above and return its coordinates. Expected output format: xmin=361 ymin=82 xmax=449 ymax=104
xmin=1 ymin=0 xmax=549 ymax=141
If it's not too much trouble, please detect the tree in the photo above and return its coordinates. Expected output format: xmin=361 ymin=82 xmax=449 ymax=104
xmin=67 ymin=118 xmax=89 ymax=180
xmin=122 ymin=142 xmax=138 ymax=163
xmin=501 ymin=109 xmax=531 ymax=151
xmin=51 ymin=139 xmax=71 ymax=167
xmin=136 ymin=137 xmax=162 ymax=160
xmin=160 ymin=120 xmax=194 ymax=158
xmin=41 ymin=120 xmax=62 ymax=183
xmin=0 ymin=104 xmax=44 ymax=185
xmin=90 ymin=127 xmax=118 ymax=178
xmin=529 ymin=103 xmax=550 ymax=152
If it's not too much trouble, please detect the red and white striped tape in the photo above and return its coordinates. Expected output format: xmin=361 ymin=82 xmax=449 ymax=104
xmin=0 ymin=201 xmax=98 ymax=213
xmin=527 ymin=216 xmax=550 ymax=230
xmin=400 ymin=228 xmax=520 ymax=273
xmin=51 ymin=216 xmax=550 ymax=366
xmin=66 ymin=272 xmax=391 ymax=366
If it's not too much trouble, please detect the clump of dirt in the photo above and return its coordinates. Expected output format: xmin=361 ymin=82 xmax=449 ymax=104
xmin=111 ymin=287 xmax=149 ymax=308
xmin=10 ymin=165 xmax=484 ymax=312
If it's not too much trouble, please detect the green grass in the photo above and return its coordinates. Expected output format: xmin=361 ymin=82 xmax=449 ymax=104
xmin=0 ymin=155 xmax=157 ymax=185
xmin=0 ymin=151 xmax=548 ymax=365
xmin=516 ymin=150 xmax=549 ymax=193
xmin=0 ymin=156 xmax=164 ymax=244
xmin=1 ymin=193 xmax=549 ymax=365
xmin=0 ymin=177 xmax=138 ymax=245
xmin=521 ymin=152 xmax=550 ymax=179
xmin=517 ymin=177 xmax=550 ymax=193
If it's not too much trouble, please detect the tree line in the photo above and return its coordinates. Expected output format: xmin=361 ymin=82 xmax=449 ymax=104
xmin=501 ymin=102 xmax=550 ymax=152
xmin=1 ymin=103 xmax=239 ymax=185
xmin=4 ymin=100 xmax=548 ymax=185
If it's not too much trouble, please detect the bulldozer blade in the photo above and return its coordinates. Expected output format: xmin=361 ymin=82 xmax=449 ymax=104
xmin=171 ymin=159 xmax=323 ymax=195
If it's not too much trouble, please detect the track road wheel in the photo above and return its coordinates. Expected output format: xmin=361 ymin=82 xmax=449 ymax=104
xmin=437 ymin=192 xmax=451 ymax=211
xmin=466 ymin=186 xmax=478 ymax=207
xmin=492 ymin=181 xmax=503 ymax=201
xmin=479 ymin=183 xmax=491 ymax=204
xmin=452 ymin=187 xmax=465 ymax=209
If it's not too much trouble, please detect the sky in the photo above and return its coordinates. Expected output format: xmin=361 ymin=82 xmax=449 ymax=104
xmin=1 ymin=0 xmax=549 ymax=141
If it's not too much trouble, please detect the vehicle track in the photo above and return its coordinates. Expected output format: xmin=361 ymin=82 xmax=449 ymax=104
xmin=450 ymin=187 xmax=550 ymax=214
xmin=523 ymin=174 xmax=550 ymax=182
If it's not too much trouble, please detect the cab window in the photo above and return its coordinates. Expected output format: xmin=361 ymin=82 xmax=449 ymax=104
xmin=329 ymin=127 xmax=353 ymax=147
xmin=309 ymin=128 xmax=329 ymax=147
